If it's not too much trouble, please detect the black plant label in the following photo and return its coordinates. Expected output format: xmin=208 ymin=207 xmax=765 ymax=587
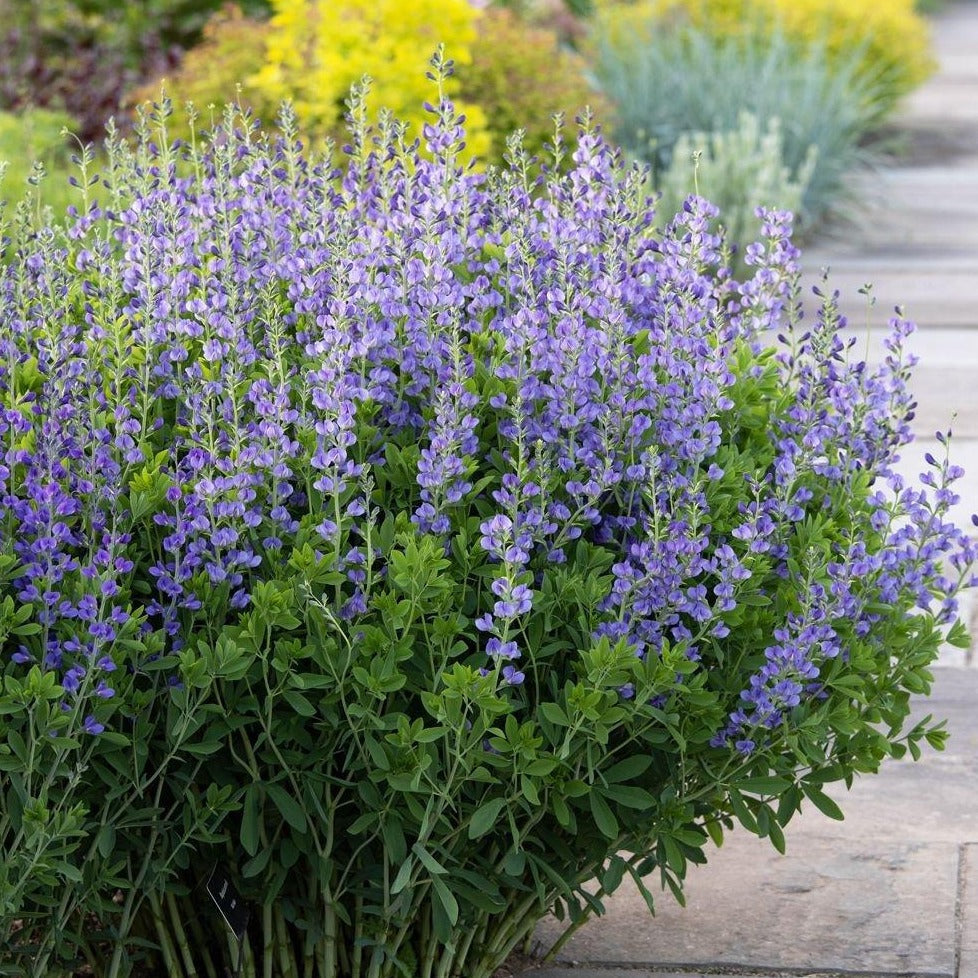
xmin=206 ymin=865 xmax=250 ymax=939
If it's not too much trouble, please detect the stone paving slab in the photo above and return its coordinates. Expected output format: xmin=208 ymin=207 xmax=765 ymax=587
xmin=906 ymin=375 xmax=978 ymax=438
xmin=518 ymin=670 xmax=978 ymax=977
xmin=777 ymin=670 xmax=978 ymax=844
xmin=796 ymin=267 xmax=978 ymax=330
xmin=525 ymin=972 xmax=784 ymax=978
xmin=531 ymin=838 xmax=958 ymax=976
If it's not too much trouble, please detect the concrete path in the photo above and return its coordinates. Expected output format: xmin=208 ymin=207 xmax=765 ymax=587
xmin=515 ymin=3 xmax=978 ymax=976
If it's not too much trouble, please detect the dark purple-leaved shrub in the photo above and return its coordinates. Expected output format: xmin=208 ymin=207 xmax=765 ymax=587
xmin=1 ymin=60 xmax=974 ymax=978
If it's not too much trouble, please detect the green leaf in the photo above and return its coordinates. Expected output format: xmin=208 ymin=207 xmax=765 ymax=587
xmin=391 ymin=857 xmax=414 ymax=895
xmin=604 ymin=785 xmax=655 ymax=810
xmin=766 ymin=812 xmax=786 ymax=854
xmin=601 ymin=854 xmax=627 ymax=894
xmin=728 ymin=789 xmax=758 ymax=834
xmin=430 ymin=875 xmax=459 ymax=927
xmin=242 ymin=848 xmax=272 ymax=878
xmin=502 ymin=849 xmax=526 ymax=876
xmin=468 ymin=797 xmax=506 ymax=839
xmin=540 ymin=702 xmax=569 ymax=727
xmin=738 ymin=776 xmax=790 ymax=796
xmin=282 ymin=689 xmax=316 ymax=717
xmin=349 ymin=811 xmax=379 ymax=835
xmin=945 ymin=619 xmax=970 ymax=649
xmin=589 ymin=790 xmax=619 ymax=840
xmin=603 ymin=755 xmax=654 ymax=783
xmin=553 ymin=795 xmax=572 ymax=830
xmin=96 ymin=823 xmax=116 ymax=858
xmin=265 ymin=783 xmax=307 ymax=833
xmin=704 ymin=818 xmax=724 ymax=848
xmin=412 ymin=843 xmax=447 ymax=876
xmin=803 ymin=785 xmax=845 ymax=821
xmin=660 ymin=834 xmax=685 ymax=876
xmin=626 ymin=863 xmax=657 ymax=915
xmin=739 ymin=592 xmax=772 ymax=606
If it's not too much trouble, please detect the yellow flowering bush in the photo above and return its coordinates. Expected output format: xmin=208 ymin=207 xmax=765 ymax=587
xmin=136 ymin=1 xmax=602 ymax=166
xmin=129 ymin=5 xmax=277 ymax=144
xmin=251 ymin=0 xmax=490 ymax=158
xmin=458 ymin=8 xmax=609 ymax=166
xmin=594 ymin=0 xmax=934 ymax=111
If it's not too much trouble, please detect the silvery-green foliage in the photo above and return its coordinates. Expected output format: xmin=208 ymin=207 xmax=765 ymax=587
xmin=591 ymin=22 xmax=889 ymax=225
xmin=655 ymin=113 xmax=817 ymax=273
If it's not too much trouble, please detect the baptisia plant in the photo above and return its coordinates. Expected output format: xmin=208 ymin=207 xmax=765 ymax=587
xmin=1 ymin=54 xmax=975 ymax=978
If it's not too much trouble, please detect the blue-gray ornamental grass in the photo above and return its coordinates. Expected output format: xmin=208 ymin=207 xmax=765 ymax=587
xmin=1 ymin=55 xmax=975 ymax=978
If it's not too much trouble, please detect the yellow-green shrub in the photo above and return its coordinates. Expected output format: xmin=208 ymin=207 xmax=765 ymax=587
xmin=129 ymin=5 xmax=277 ymax=142
xmin=458 ymin=8 xmax=609 ymax=165
xmin=251 ymin=0 xmax=490 ymax=159
xmin=594 ymin=0 xmax=934 ymax=111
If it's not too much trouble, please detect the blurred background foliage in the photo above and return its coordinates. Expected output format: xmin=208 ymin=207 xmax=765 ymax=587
xmin=589 ymin=21 xmax=890 ymax=230
xmin=251 ymin=0 xmax=492 ymax=159
xmin=0 ymin=106 xmax=77 ymax=216
xmin=593 ymin=0 xmax=934 ymax=116
xmin=0 ymin=0 xmax=941 ymax=260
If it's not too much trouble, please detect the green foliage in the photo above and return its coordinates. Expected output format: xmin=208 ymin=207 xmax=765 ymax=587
xmin=590 ymin=20 xmax=888 ymax=225
xmin=0 ymin=0 xmax=271 ymax=144
xmin=129 ymin=5 xmax=279 ymax=142
xmin=592 ymin=0 xmax=934 ymax=115
xmin=655 ymin=112 xmax=816 ymax=273
xmin=2 ymin=0 xmax=271 ymax=58
xmin=135 ymin=2 xmax=605 ymax=165
xmin=0 ymin=108 xmax=78 ymax=219
xmin=458 ymin=7 xmax=609 ymax=165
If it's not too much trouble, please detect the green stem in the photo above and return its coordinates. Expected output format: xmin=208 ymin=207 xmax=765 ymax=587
xmin=166 ymin=890 xmax=199 ymax=977
xmin=420 ymin=907 xmax=437 ymax=978
xmin=324 ymin=902 xmax=338 ymax=978
xmin=263 ymin=903 xmax=274 ymax=978
xmin=149 ymin=889 xmax=183 ymax=978
xmin=182 ymin=896 xmax=220 ymax=978
xmin=315 ymin=934 xmax=329 ymax=978
xmin=351 ymin=894 xmax=364 ymax=978
xmin=227 ymin=929 xmax=257 ymax=978
xmin=106 ymin=801 xmax=164 ymax=978
xmin=274 ymin=904 xmax=296 ymax=978
xmin=303 ymin=871 xmax=318 ymax=978
xmin=434 ymin=940 xmax=457 ymax=978
xmin=365 ymin=942 xmax=383 ymax=978
xmin=453 ymin=921 xmax=478 ymax=977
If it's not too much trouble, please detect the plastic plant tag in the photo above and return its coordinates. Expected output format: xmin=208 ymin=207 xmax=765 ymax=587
xmin=206 ymin=865 xmax=250 ymax=939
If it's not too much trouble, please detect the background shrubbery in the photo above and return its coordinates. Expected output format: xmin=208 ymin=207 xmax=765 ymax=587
xmin=589 ymin=22 xmax=887 ymax=235
xmin=593 ymin=0 xmax=933 ymax=113
xmin=0 ymin=0 xmax=941 ymax=244
xmin=588 ymin=0 xmax=930 ymax=256
xmin=250 ymin=0 xmax=491 ymax=158
xmin=0 ymin=107 xmax=77 ymax=218
xmin=654 ymin=113 xmax=816 ymax=276
xmin=456 ymin=7 xmax=609 ymax=166
xmin=133 ymin=1 xmax=606 ymax=167
xmin=128 ymin=4 xmax=278 ymax=143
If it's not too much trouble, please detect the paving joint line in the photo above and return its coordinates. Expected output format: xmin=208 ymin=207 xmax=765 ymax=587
xmin=537 ymin=963 xmax=952 ymax=978
xmin=955 ymin=843 xmax=970 ymax=978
